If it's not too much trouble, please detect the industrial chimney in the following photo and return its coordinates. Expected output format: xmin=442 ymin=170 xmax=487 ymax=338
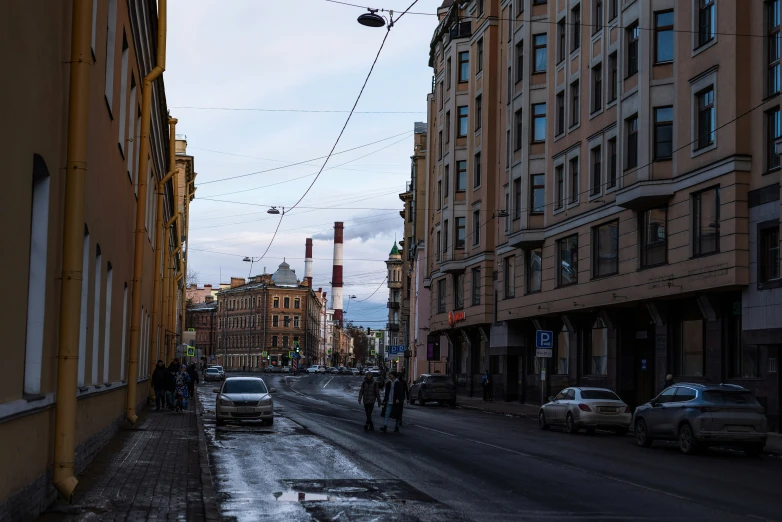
xmin=332 ymin=222 xmax=344 ymax=327
xmin=305 ymin=238 xmax=313 ymax=288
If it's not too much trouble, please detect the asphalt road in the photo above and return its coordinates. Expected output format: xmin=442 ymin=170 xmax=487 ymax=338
xmin=199 ymin=372 xmax=782 ymax=522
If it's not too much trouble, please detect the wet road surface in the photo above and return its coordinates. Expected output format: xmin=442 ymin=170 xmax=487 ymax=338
xmin=200 ymin=372 xmax=782 ymax=521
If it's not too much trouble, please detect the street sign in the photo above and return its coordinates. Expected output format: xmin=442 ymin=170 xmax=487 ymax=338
xmin=288 ymin=351 xmax=295 ymax=358
xmin=187 ymin=347 xmax=195 ymax=357
xmin=370 ymin=349 xmax=376 ymax=356
xmin=535 ymin=330 xmax=553 ymax=358
xmin=374 ymin=332 xmax=383 ymax=338
xmin=388 ymin=345 xmax=405 ymax=355
xmin=261 ymin=351 xmax=268 ymax=357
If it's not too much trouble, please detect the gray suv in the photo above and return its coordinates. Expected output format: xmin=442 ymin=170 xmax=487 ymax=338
xmin=633 ymin=383 xmax=768 ymax=456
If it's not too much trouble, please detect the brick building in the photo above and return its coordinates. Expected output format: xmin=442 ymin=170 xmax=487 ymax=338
xmin=186 ymin=297 xmax=218 ymax=361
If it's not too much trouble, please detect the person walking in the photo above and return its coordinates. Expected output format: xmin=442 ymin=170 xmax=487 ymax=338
xmin=482 ymin=371 xmax=492 ymax=402
xmin=174 ymin=365 xmax=191 ymax=413
xmin=664 ymin=374 xmax=675 ymax=388
xmin=358 ymin=373 xmax=382 ymax=432
xmin=396 ymin=373 xmax=408 ymax=427
xmin=187 ymin=363 xmax=199 ymax=406
xmin=381 ymin=372 xmax=404 ymax=433
xmin=165 ymin=359 xmax=180 ymax=410
xmin=151 ymin=360 xmax=168 ymax=411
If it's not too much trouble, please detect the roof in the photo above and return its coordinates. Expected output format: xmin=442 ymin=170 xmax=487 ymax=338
xmin=271 ymin=260 xmax=298 ymax=287
xmin=187 ymin=301 xmax=218 ymax=311
xmin=389 ymin=242 xmax=400 ymax=255
xmin=440 ymin=0 xmax=454 ymax=7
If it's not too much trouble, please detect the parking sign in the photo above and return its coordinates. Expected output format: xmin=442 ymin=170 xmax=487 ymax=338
xmin=535 ymin=330 xmax=553 ymax=358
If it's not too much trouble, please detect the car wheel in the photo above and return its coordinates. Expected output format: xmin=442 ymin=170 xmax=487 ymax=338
xmin=614 ymin=427 xmax=629 ymax=436
xmin=744 ymin=443 xmax=763 ymax=457
xmin=409 ymin=397 xmax=416 ymax=405
xmin=538 ymin=411 xmax=550 ymax=430
xmin=216 ymin=417 xmax=225 ymax=427
xmin=635 ymin=419 xmax=652 ymax=447
xmin=565 ymin=413 xmax=577 ymax=434
xmin=678 ymin=423 xmax=701 ymax=455
xmin=264 ymin=417 xmax=274 ymax=426
xmin=585 ymin=428 xmax=596 ymax=435
xmin=418 ymin=392 xmax=426 ymax=406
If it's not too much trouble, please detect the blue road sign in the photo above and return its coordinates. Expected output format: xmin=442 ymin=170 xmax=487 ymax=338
xmin=388 ymin=345 xmax=405 ymax=355
xmin=535 ymin=330 xmax=553 ymax=349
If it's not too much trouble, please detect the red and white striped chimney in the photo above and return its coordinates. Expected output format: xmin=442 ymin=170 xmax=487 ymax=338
xmin=305 ymin=238 xmax=313 ymax=288
xmin=332 ymin=222 xmax=344 ymax=327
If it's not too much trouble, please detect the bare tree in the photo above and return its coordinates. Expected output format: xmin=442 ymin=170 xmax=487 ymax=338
xmin=186 ymin=267 xmax=200 ymax=303
xmin=346 ymin=323 xmax=369 ymax=363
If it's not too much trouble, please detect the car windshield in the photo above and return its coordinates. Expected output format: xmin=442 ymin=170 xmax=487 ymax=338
xmin=426 ymin=376 xmax=451 ymax=383
xmin=206 ymin=369 xmax=218 ymax=373
xmin=703 ymin=390 xmax=760 ymax=406
xmin=580 ymin=390 xmax=621 ymax=400
xmin=222 ymin=380 xmax=268 ymax=394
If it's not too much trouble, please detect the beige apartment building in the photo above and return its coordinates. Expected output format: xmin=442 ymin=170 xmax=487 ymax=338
xmin=0 ymin=1 xmax=184 ymax=518
xmin=424 ymin=0 xmax=780 ymax=430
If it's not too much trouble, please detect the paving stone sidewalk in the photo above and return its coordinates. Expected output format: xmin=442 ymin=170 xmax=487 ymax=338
xmin=39 ymin=392 xmax=218 ymax=522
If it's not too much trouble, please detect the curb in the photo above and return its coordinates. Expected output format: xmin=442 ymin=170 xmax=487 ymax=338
xmin=195 ymin=393 xmax=221 ymax=521
xmin=456 ymin=402 xmax=539 ymax=420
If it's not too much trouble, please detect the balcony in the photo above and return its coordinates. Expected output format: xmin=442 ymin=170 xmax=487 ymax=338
xmin=387 ymin=322 xmax=400 ymax=332
xmin=449 ymin=21 xmax=471 ymax=39
xmin=439 ymin=249 xmax=466 ymax=274
xmin=615 ymin=181 xmax=674 ymax=211
xmin=508 ymin=228 xmax=546 ymax=250
xmin=387 ymin=301 xmax=400 ymax=310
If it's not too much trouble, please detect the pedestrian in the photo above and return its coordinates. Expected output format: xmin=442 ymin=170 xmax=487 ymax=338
xmin=165 ymin=359 xmax=179 ymax=409
xmin=174 ymin=365 xmax=191 ymax=413
xmin=664 ymin=374 xmax=675 ymax=388
xmin=151 ymin=360 xmax=168 ymax=411
xmin=358 ymin=372 xmax=382 ymax=432
xmin=381 ymin=371 xmax=404 ymax=433
xmin=482 ymin=371 xmax=493 ymax=402
xmin=396 ymin=373 xmax=408 ymax=427
xmin=187 ymin=363 xmax=199 ymax=405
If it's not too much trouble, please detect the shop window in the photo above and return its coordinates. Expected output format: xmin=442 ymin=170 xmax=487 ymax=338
xmin=557 ymin=324 xmax=570 ymax=374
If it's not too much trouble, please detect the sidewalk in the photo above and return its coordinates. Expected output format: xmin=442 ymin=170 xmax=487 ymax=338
xmin=40 ymin=393 xmax=218 ymax=521
xmin=456 ymin=396 xmax=782 ymax=455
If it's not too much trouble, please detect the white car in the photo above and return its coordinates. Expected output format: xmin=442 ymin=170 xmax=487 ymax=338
xmin=208 ymin=365 xmax=225 ymax=380
xmin=214 ymin=377 xmax=275 ymax=426
xmin=307 ymin=365 xmax=327 ymax=374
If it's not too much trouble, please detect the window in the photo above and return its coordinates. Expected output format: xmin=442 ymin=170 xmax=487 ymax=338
xmin=102 ymin=264 xmax=112 ymax=381
xmin=272 ymin=335 xmax=279 ymax=347
xmin=556 ymin=165 xmax=565 ymax=209
xmin=126 ymin=78 xmax=136 ymax=177
xmin=273 ymin=296 xmax=279 ymax=308
xmin=477 ymin=38 xmax=484 ymax=74
xmin=294 ymin=298 xmax=300 ymax=309
xmin=505 ymin=193 xmax=510 ymax=232
xmin=767 ymin=107 xmax=781 ymax=171
xmin=698 ymin=0 xmax=715 ymax=47
xmin=558 ymin=19 xmax=566 ymax=62
xmin=475 ymin=95 xmax=482 ymax=131
xmin=273 ymin=315 xmax=279 ymax=327
xmin=556 ymin=92 xmax=565 ymax=134
xmin=118 ymin=35 xmax=129 ymax=153
xmin=458 ymin=106 xmax=468 ymax=136
xmin=593 ymin=221 xmax=618 ymax=277
xmin=507 ymin=67 xmax=512 ymax=104
xmin=459 ymin=51 xmax=469 ymax=82
xmin=769 ymin=0 xmax=781 ymax=95
xmin=506 ymin=130 xmax=511 ymax=167
xmin=454 ymin=273 xmax=465 ymax=310
xmin=472 ymin=210 xmax=481 ymax=245
xmin=654 ymin=107 xmax=674 ymax=160
xmin=473 ymin=154 xmax=481 ymax=188
xmin=504 ymin=256 xmax=516 ymax=298
xmin=569 ymin=157 xmax=579 ymax=203
xmin=590 ymin=318 xmax=608 ymax=375
xmin=104 ymin=0 xmax=117 ymax=112
xmin=655 ymin=10 xmax=674 ymax=63
xmin=571 ymin=4 xmax=581 ymax=51
xmin=697 ymin=87 xmax=715 ymax=149
xmin=294 ymin=316 xmax=300 ymax=328
xmin=471 ymin=267 xmax=481 ymax=305
xmin=438 ymin=131 xmax=443 ymax=159
xmin=759 ymin=224 xmax=780 ymax=283
xmin=627 ymin=23 xmax=639 ymax=76
xmin=681 ymin=319 xmax=704 ymax=376
xmin=284 ymin=296 xmax=290 ymax=308
xmin=693 ymin=187 xmax=720 ymax=256
xmin=447 ymin=57 xmax=452 ymax=89
xmin=437 ymin=180 xmax=442 ymax=210
xmin=533 ymin=34 xmax=547 ymax=73
xmin=478 ymin=0 xmax=484 ymax=16
xmin=452 ymin=160 xmax=465 ymax=192
xmin=444 ymin=164 xmax=450 ymax=196
xmin=607 ymin=137 xmax=617 ymax=188
xmin=558 ymin=235 xmax=578 ymax=286
xmin=283 ymin=336 xmax=289 ymax=348
xmin=443 ymin=219 xmax=449 ymax=252
xmin=591 ymin=63 xmax=602 ymax=112
xmin=439 ymin=81 xmax=443 ymax=110
xmin=570 ymin=80 xmax=580 ymax=126
xmin=437 ymin=279 xmax=446 ymax=313
xmin=608 ymin=52 xmax=618 ymax=102
xmin=532 ymin=103 xmax=546 ymax=142
xmin=626 ymin=115 xmax=638 ymax=169
xmin=513 ymin=177 xmax=522 ymax=219
xmin=557 ymin=324 xmax=570 ymax=374
xmin=531 ymin=174 xmax=545 ymax=214
xmin=593 ymin=0 xmax=603 ymax=35
xmin=445 ymin=111 xmax=451 ymax=143
xmin=731 ymin=345 xmax=762 ymax=379
xmin=456 ymin=217 xmax=466 ymax=249
xmin=515 ymin=109 xmax=523 ymax=149
xmin=641 ymin=207 xmax=667 ymax=267
xmin=591 ymin=146 xmax=601 ymax=195
xmin=91 ymin=246 xmax=102 ymax=384
xmin=516 ymin=41 xmax=524 ymax=82
xmin=609 ymin=0 xmax=617 ymax=20
xmin=436 ymin=230 xmax=441 ymax=261
xmin=527 ymin=249 xmax=542 ymax=293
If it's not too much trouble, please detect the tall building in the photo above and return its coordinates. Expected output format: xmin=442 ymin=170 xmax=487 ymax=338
xmin=386 ymin=242 xmax=404 ymax=368
xmin=0 ymin=1 xmax=182 ymax=517
xmin=186 ymin=297 xmax=218 ymax=362
xmin=421 ymin=0 xmax=780 ymax=430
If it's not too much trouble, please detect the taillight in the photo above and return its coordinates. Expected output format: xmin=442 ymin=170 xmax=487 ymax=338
xmin=578 ymin=404 xmax=592 ymax=412
xmin=624 ymin=406 xmax=632 ymax=414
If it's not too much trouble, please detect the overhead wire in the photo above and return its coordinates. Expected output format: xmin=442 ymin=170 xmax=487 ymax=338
xmin=171 ymin=106 xmax=424 ymax=114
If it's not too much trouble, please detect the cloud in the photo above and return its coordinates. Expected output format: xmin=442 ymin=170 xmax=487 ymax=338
xmin=312 ymin=214 xmax=401 ymax=243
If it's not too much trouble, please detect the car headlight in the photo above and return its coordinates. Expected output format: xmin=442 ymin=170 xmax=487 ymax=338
xmin=258 ymin=398 xmax=272 ymax=406
xmin=219 ymin=397 xmax=233 ymax=406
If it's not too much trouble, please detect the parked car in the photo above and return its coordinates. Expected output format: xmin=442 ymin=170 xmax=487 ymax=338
xmin=350 ymin=368 xmax=360 ymax=376
xmin=281 ymin=366 xmax=291 ymax=373
xmin=409 ymin=374 xmax=456 ymax=406
xmin=207 ymin=365 xmax=225 ymax=380
xmin=204 ymin=367 xmax=222 ymax=382
xmin=539 ymin=387 xmax=631 ymax=435
xmin=306 ymin=365 xmax=327 ymax=374
xmin=327 ymin=367 xmax=339 ymax=374
xmin=368 ymin=369 xmax=381 ymax=379
xmin=337 ymin=366 xmax=351 ymax=374
xmin=214 ymin=377 xmax=276 ymax=426
xmin=263 ymin=365 xmax=280 ymax=373
xmin=633 ymin=383 xmax=768 ymax=455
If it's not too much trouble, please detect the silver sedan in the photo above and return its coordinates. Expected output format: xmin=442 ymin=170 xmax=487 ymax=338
xmin=214 ymin=377 xmax=276 ymax=427
xmin=539 ymin=387 xmax=631 ymax=435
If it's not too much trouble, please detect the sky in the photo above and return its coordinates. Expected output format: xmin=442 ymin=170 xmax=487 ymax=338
xmin=166 ymin=0 xmax=439 ymax=328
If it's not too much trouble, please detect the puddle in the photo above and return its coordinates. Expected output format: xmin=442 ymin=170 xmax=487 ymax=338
xmin=274 ymin=491 xmax=334 ymax=502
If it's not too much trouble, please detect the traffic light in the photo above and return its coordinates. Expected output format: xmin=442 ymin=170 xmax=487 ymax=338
xmin=367 ymin=328 xmax=372 ymax=335
xmin=294 ymin=341 xmax=300 ymax=353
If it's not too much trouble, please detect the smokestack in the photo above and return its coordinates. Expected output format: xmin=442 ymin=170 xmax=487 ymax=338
xmin=305 ymin=238 xmax=313 ymax=288
xmin=332 ymin=222 xmax=344 ymax=327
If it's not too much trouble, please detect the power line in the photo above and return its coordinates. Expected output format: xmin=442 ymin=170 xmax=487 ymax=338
xmin=355 ymin=276 xmax=388 ymax=301
xmin=171 ymin=106 xmax=424 ymax=114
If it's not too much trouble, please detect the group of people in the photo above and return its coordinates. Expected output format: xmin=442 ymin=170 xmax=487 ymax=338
xmin=151 ymin=358 xmax=200 ymax=412
xmin=358 ymin=371 xmax=409 ymax=433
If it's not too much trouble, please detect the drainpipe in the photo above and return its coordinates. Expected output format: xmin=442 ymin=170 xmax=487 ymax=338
xmin=126 ymin=0 xmax=168 ymax=424
xmin=160 ymin=212 xmax=178 ymax=362
xmin=148 ymin=118 xmax=177 ymax=399
xmin=179 ymin=174 xmax=193 ymax=356
xmin=53 ymin=0 xmax=93 ymax=501
xmin=169 ymin=240 xmax=182 ymax=361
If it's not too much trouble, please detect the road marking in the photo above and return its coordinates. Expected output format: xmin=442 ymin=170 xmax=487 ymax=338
xmin=323 ymin=377 xmax=334 ymax=389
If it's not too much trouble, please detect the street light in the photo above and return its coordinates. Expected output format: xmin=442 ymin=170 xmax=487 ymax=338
xmin=357 ymin=8 xmax=389 ymax=28
xmin=267 ymin=206 xmax=281 ymax=215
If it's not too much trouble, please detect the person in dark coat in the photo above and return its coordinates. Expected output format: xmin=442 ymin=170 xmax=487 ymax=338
xmin=358 ymin=373 xmax=382 ymax=431
xmin=151 ymin=360 xmax=168 ymax=411
xmin=187 ymin=363 xmax=199 ymax=405
xmin=165 ymin=359 xmax=180 ymax=410
xmin=380 ymin=372 xmax=405 ymax=433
